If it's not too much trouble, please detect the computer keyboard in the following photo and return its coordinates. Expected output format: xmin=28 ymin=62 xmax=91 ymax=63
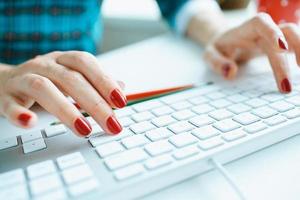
xmin=1 ymin=74 xmax=300 ymax=200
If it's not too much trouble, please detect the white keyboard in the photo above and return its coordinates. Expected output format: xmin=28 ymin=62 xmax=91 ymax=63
xmin=1 ymin=74 xmax=300 ymax=199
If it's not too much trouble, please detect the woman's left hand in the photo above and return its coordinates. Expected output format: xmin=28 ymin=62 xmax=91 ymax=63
xmin=204 ymin=13 xmax=300 ymax=93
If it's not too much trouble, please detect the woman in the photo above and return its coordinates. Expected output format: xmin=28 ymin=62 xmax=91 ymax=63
xmin=0 ymin=0 xmax=298 ymax=137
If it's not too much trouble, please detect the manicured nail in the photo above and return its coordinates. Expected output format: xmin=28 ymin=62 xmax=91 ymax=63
xmin=110 ymin=89 xmax=127 ymax=108
xmin=73 ymin=102 xmax=81 ymax=109
xmin=278 ymin=38 xmax=288 ymax=50
xmin=222 ymin=64 xmax=231 ymax=78
xmin=281 ymin=78 xmax=291 ymax=93
xmin=106 ymin=116 xmax=122 ymax=134
xmin=74 ymin=117 xmax=92 ymax=136
xmin=18 ymin=113 xmax=31 ymax=126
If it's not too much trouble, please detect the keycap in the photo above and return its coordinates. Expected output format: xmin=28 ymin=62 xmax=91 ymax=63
xmin=114 ymin=164 xmax=145 ymax=181
xmin=264 ymin=116 xmax=287 ymax=126
xmin=213 ymin=119 xmax=241 ymax=132
xmin=192 ymin=126 xmax=219 ymax=140
xmin=245 ymin=98 xmax=268 ymax=108
xmin=168 ymin=121 xmax=195 ymax=134
xmin=171 ymin=101 xmax=193 ymax=111
xmin=261 ymin=93 xmax=284 ymax=102
xmin=132 ymin=111 xmax=155 ymax=122
xmin=244 ymin=122 xmax=267 ymax=134
xmin=145 ymin=127 xmax=173 ymax=141
xmin=44 ymin=124 xmax=67 ymax=137
xmin=241 ymin=90 xmax=261 ymax=98
xmin=35 ymin=189 xmax=67 ymax=200
xmin=227 ymin=94 xmax=248 ymax=103
xmin=144 ymin=140 xmax=173 ymax=156
xmin=189 ymin=115 xmax=215 ymax=127
xmin=233 ymin=113 xmax=260 ymax=125
xmin=222 ymin=88 xmax=242 ymax=95
xmin=286 ymin=96 xmax=300 ymax=106
xmin=283 ymin=109 xmax=300 ymax=119
xmin=152 ymin=106 xmax=174 ymax=116
xmin=192 ymin=104 xmax=214 ymax=114
xmin=89 ymin=128 xmax=133 ymax=146
xmin=188 ymin=96 xmax=208 ymax=105
xmin=227 ymin=103 xmax=251 ymax=114
xmin=145 ymin=155 xmax=173 ymax=170
xmin=173 ymin=145 xmax=199 ymax=160
xmin=21 ymin=131 xmax=42 ymax=143
xmin=251 ymin=106 xmax=277 ymax=119
xmin=130 ymin=121 xmax=156 ymax=134
xmin=114 ymin=107 xmax=135 ymax=118
xmin=23 ymin=138 xmax=46 ymax=154
xmin=169 ymin=132 xmax=198 ymax=148
xmin=132 ymin=100 xmax=163 ymax=112
xmin=0 ymin=184 xmax=29 ymax=200
xmin=85 ymin=116 xmax=97 ymax=125
xmin=210 ymin=99 xmax=232 ymax=109
xmin=104 ymin=148 xmax=149 ymax=170
xmin=62 ymin=164 xmax=93 ymax=185
xmin=96 ymin=141 xmax=124 ymax=158
xmin=151 ymin=115 xmax=177 ymax=127
xmin=222 ymin=130 xmax=247 ymax=142
xmin=91 ymin=125 xmax=104 ymax=135
xmin=119 ymin=117 xmax=135 ymax=127
xmin=172 ymin=109 xmax=195 ymax=120
xmin=30 ymin=174 xmax=62 ymax=196
xmin=270 ymin=101 xmax=294 ymax=112
xmin=0 ymin=137 xmax=18 ymax=150
xmin=68 ymin=178 xmax=99 ymax=197
xmin=198 ymin=138 xmax=224 ymax=150
xmin=206 ymin=91 xmax=226 ymax=100
xmin=209 ymin=109 xmax=233 ymax=121
xmin=56 ymin=152 xmax=85 ymax=170
xmin=121 ymin=135 xmax=149 ymax=149
xmin=27 ymin=160 xmax=56 ymax=179
xmin=0 ymin=169 xmax=25 ymax=188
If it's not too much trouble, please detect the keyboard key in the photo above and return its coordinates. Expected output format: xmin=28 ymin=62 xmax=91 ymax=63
xmin=62 ymin=164 xmax=93 ymax=185
xmin=96 ymin=141 xmax=124 ymax=158
xmin=145 ymin=140 xmax=173 ymax=156
xmin=145 ymin=155 xmax=173 ymax=170
xmin=192 ymin=104 xmax=215 ymax=114
xmin=227 ymin=94 xmax=248 ymax=103
xmin=261 ymin=93 xmax=284 ymax=102
xmin=222 ymin=130 xmax=247 ymax=142
xmin=192 ymin=126 xmax=219 ymax=140
xmin=0 ymin=169 xmax=25 ymax=188
xmin=171 ymin=101 xmax=193 ymax=111
xmin=227 ymin=103 xmax=251 ymax=114
xmin=245 ymin=98 xmax=268 ymax=108
xmin=0 ymin=137 xmax=18 ymax=151
xmin=68 ymin=178 xmax=99 ymax=197
xmin=44 ymin=124 xmax=67 ymax=137
xmin=233 ymin=113 xmax=260 ymax=125
xmin=264 ymin=116 xmax=287 ymax=126
xmin=213 ymin=119 xmax=241 ymax=132
xmin=85 ymin=116 xmax=97 ymax=125
xmin=114 ymin=107 xmax=135 ymax=118
xmin=270 ymin=101 xmax=294 ymax=112
xmin=119 ymin=117 xmax=135 ymax=127
xmin=132 ymin=100 xmax=163 ymax=112
xmin=89 ymin=128 xmax=133 ymax=146
xmin=132 ymin=111 xmax=155 ymax=122
xmin=244 ymin=122 xmax=267 ymax=134
xmin=210 ymin=99 xmax=232 ymax=109
xmin=104 ymin=148 xmax=149 ymax=170
xmin=21 ymin=131 xmax=42 ymax=143
xmin=173 ymin=146 xmax=199 ymax=160
xmin=23 ymin=138 xmax=46 ymax=154
xmin=169 ymin=132 xmax=198 ymax=148
xmin=36 ymin=189 xmax=67 ymax=200
xmin=27 ymin=160 xmax=56 ymax=179
xmin=209 ymin=109 xmax=233 ymax=121
xmin=283 ymin=109 xmax=300 ymax=119
xmin=57 ymin=152 xmax=85 ymax=170
xmin=90 ymin=125 xmax=104 ymax=135
xmin=0 ymin=184 xmax=29 ymax=200
xmin=145 ymin=128 xmax=173 ymax=141
xmin=206 ymin=91 xmax=226 ymax=100
xmin=189 ymin=115 xmax=214 ymax=127
xmin=114 ymin=164 xmax=145 ymax=181
xmin=168 ymin=121 xmax=195 ymax=134
xmin=172 ymin=109 xmax=195 ymax=120
xmin=241 ymin=90 xmax=261 ymax=98
xmin=30 ymin=174 xmax=62 ymax=196
xmin=152 ymin=106 xmax=174 ymax=116
xmin=121 ymin=135 xmax=149 ymax=149
xmin=151 ymin=115 xmax=177 ymax=127
xmin=198 ymin=138 xmax=224 ymax=150
xmin=188 ymin=96 xmax=208 ymax=105
xmin=130 ymin=121 xmax=156 ymax=134
xmin=286 ymin=96 xmax=300 ymax=106
xmin=251 ymin=107 xmax=277 ymax=119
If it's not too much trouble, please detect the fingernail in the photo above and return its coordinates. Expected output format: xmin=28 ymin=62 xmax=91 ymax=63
xmin=278 ymin=38 xmax=288 ymax=50
xmin=18 ymin=113 xmax=31 ymax=126
xmin=73 ymin=102 xmax=81 ymax=109
xmin=110 ymin=89 xmax=127 ymax=108
xmin=106 ymin=116 xmax=122 ymax=134
xmin=74 ymin=117 xmax=92 ymax=136
xmin=281 ymin=78 xmax=292 ymax=93
xmin=222 ymin=64 xmax=231 ymax=78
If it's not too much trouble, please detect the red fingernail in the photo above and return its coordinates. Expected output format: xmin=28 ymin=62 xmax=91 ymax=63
xmin=281 ymin=78 xmax=292 ymax=93
xmin=18 ymin=113 xmax=31 ymax=126
xmin=278 ymin=38 xmax=288 ymax=50
xmin=222 ymin=64 xmax=231 ymax=77
xmin=106 ymin=116 xmax=122 ymax=134
xmin=74 ymin=117 xmax=92 ymax=136
xmin=110 ymin=89 xmax=127 ymax=108
xmin=73 ymin=102 xmax=81 ymax=109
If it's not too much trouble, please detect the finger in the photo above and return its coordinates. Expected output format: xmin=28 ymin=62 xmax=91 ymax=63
xmin=9 ymin=74 xmax=93 ymax=137
xmin=56 ymin=51 xmax=127 ymax=109
xmin=204 ymin=45 xmax=239 ymax=80
xmin=117 ymin=80 xmax=126 ymax=90
xmin=0 ymin=96 xmax=37 ymax=128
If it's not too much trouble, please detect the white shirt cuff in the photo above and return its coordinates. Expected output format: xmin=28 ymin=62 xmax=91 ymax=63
xmin=175 ymin=0 xmax=221 ymax=36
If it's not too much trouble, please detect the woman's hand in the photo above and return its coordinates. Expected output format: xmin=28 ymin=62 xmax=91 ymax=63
xmin=0 ymin=51 xmax=127 ymax=137
xmin=204 ymin=13 xmax=300 ymax=93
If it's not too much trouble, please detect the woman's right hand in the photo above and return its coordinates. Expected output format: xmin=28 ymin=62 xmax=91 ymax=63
xmin=0 ymin=51 xmax=127 ymax=137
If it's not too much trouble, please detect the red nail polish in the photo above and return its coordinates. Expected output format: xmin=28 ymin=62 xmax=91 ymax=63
xmin=73 ymin=102 xmax=81 ymax=109
xmin=106 ymin=116 xmax=122 ymax=134
xmin=18 ymin=113 xmax=31 ymax=126
xmin=281 ymin=78 xmax=292 ymax=93
xmin=74 ymin=117 xmax=92 ymax=136
xmin=110 ymin=89 xmax=127 ymax=108
xmin=278 ymin=38 xmax=288 ymax=50
xmin=222 ymin=64 xmax=231 ymax=77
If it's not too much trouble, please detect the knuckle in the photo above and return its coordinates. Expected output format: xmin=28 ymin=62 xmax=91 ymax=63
xmin=63 ymin=70 xmax=85 ymax=85
xmin=28 ymin=75 xmax=50 ymax=91
xmin=90 ymin=99 xmax=112 ymax=117
xmin=70 ymin=51 xmax=95 ymax=66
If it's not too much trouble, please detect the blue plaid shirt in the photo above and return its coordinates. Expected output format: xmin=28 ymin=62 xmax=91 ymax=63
xmin=0 ymin=0 xmax=188 ymax=65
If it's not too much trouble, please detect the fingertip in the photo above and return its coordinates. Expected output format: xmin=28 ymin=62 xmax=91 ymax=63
xmin=73 ymin=117 xmax=92 ymax=137
xmin=221 ymin=63 xmax=238 ymax=80
xmin=16 ymin=112 xmax=38 ymax=129
xmin=280 ymin=78 xmax=292 ymax=94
